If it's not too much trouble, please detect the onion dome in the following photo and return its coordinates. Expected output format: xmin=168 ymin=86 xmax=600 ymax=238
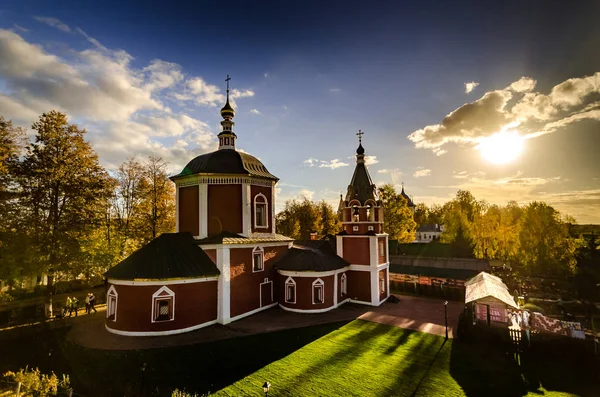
xmin=356 ymin=143 xmax=365 ymax=155
xmin=220 ymin=99 xmax=235 ymax=119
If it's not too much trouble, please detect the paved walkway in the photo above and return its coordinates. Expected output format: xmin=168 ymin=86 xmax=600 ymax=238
xmin=66 ymin=295 xmax=463 ymax=351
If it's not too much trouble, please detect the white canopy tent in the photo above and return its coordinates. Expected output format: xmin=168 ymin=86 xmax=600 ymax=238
xmin=465 ymin=272 xmax=518 ymax=325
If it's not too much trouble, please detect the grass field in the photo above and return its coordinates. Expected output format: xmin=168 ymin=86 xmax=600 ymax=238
xmin=0 ymin=319 xmax=598 ymax=396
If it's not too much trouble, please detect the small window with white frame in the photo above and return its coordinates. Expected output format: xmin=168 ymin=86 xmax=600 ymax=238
xmin=340 ymin=273 xmax=347 ymax=296
xmin=380 ymin=276 xmax=386 ymax=293
xmin=353 ymin=225 xmax=359 ymax=232
xmin=312 ymin=278 xmax=325 ymax=304
xmin=368 ymin=226 xmax=374 ymax=231
xmin=285 ymin=277 xmax=296 ymax=304
xmin=253 ymin=246 xmax=264 ymax=272
xmin=106 ymin=285 xmax=118 ymax=321
xmin=152 ymin=286 xmax=175 ymax=322
xmin=254 ymin=193 xmax=268 ymax=228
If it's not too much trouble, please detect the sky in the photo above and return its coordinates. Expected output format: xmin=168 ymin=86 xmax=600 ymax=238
xmin=1 ymin=1 xmax=599 ymax=223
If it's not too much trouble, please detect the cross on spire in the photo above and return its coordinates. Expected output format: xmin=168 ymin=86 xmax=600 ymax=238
xmin=225 ymin=75 xmax=231 ymax=93
xmin=356 ymin=129 xmax=364 ymax=144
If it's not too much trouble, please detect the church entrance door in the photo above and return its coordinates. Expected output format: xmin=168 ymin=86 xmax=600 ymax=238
xmin=260 ymin=279 xmax=273 ymax=307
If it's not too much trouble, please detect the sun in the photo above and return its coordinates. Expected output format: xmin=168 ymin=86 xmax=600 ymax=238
xmin=476 ymin=131 xmax=524 ymax=164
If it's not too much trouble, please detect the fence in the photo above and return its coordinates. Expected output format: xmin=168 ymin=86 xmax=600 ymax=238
xmin=0 ymin=291 xmax=106 ymax=328
xmin=390 ymin=280 xmax=465 ymax=301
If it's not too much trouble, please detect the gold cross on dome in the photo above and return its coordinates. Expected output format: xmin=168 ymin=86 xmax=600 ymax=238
xmin=357 ymin=130 xmax=364 ymax=144
xmin=225 ymin=75 xmax=231 ymax=91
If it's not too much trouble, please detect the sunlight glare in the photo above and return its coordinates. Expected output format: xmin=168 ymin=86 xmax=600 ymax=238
xmin=476 ymin=131 xmax=524 ymax=164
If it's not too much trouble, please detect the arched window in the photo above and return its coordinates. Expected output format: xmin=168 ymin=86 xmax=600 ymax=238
xmin=252 ymin=246 xmax=264 ymax=272
xmin=352 ymin=205 xmax=359 ymax=222
xmin=312 ymin=278 xmax=325 ymax=304
xmin=285 ymin=277 xmax=296 ymax=304
xmin=152 ymin=286 xmax=175 ymax=323
xmin=340 ymin=273 xmax=347 ymax=296
xmin=254 ymin=193 xmax=268 ymax=228
xmin=106 ymin=285 xmax=118 ymax=321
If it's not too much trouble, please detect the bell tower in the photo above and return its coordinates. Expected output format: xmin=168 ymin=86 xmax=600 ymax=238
xmin=336 ymin=131 xmax=390 ymax=306
xmin=218 ymin=75 xmax=237 ymax=150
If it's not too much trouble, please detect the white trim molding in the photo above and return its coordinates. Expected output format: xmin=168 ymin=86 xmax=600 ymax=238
xmin=340 ymin=273 xmax=347 ymax=296
xmin=106 ymin=285 xmax=118 ymax=322
xmin=106 ymin=320 xmax=218 ymax=337
xmin=175 ymin=186 xmax=180 ymax=232
xmin=217 ymin=247 xmax=231 ymax=324
xmin=312 ymin=278 xmax=325 ymax=305
xmin=242 ymin=183 xmax=251 ymax=236
xmin=198 ymin=241 xmax=291 ymax=250
xmin=279 ymin=298 xmax=350 ymax=314
xmin=336 ymin=235 xmax=344 ymax=257
xmin=229 ymin=302 xmax=277 ymax=322
xmin=278 ymin=268 xmax=348 ymax=278
xmin=285 ymin=276 xmax=296 ymax=304
xmin=151 ymin=286 xmax=175 ymax=323
xmin=252 ymin=246 xmax=264 ymax=273
xmin=108 ymin=276 xmax=218 ymax=286
xmin=253 ymin=192 xmax=269 ymax=229
xmin=199 ymin=184 xmax=208 ymax=238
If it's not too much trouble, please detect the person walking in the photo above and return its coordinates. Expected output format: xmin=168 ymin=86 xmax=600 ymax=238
xmin=89 ymin=292 xmax=97 ymax=313
xmin=85 ymin=293 xmax=91 ymax=314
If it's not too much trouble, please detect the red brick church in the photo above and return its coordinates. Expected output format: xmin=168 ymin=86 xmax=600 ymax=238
xmin=104 ymin=80 xmax=390 ymax=336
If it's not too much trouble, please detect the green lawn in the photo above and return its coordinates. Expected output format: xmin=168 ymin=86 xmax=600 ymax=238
xmin=0 ymin=319 xmax=598 ymax=396
xmin=215 ymin=320 xmax=595 ymax=397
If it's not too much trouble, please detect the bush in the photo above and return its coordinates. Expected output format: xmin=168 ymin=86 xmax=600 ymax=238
xmin=520 ymin=303 xmax=544 ymax=314
xmin=0 ymin=291 xmax=14 ymax=304
xmin=3 ymin=367 xmax=70 ymax=396
xmin=172 ymin=389 xmax=209 ymax=397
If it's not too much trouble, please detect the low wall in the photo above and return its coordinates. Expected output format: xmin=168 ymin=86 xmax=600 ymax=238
xmin=389 ymin=255 xmax=489 ymax=271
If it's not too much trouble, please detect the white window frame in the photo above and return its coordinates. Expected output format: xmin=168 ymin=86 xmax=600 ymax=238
xmin=368 ymin=226 xmax=374 ymax=231
xmin=285 ymin=276 xmax=296 ymax=304
xmin=353 ymin=225 xmax=359 ymax=232
xmin=151 ymin=286 xmax=175 ymax=323
xmin=340 ymin=273 xmax=347 ymax=296
xmin=380 ymin=276 xmax=386 ymax=293
xmin=312 ymin=278 xmax=325 ymax=305
xmin=106 ymin=285 xmax=118 ymax=321
xmin=254 ymin=193 xmax=269 ymax=229
xmin=252 ymin=246 xmax=264 ymax=272
xmin=379 ymin=241 xmax=384 ymax=256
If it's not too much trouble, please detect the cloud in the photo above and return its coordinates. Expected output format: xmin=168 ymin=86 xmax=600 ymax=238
xmin=452 ymin=171 xmax=468 ymax=179
xmin=13 ymin=24 xmax=29 ymax=33
xmin=249 ymin=108 xmax=262 ymax=115
xmin=299 ymin=189 xmax=315 ymax=200
xmin=33 ymin=16 xmax=71 ymax=33
xmin=319 ymin=159 xmax=349 ymax=169
xmin=413 ymin=168 xmax=432 ymax=178
xmin=303 ymin=157 xmax=349 ymax=169
xmin=408 ymin=89 xmax=513 ymax=149
xmin=377 ymin=169 xmax=393 ymax=174
xmin=0 ymin=29 xmax=262 ymax=173
xmin=303 ymin=158 xmax=318 ymax=167
xmin=509 ymin=77 xmax=536 ymax=93
xmin=329 ymin=88 xmax=341 ymax=93
xmin=465 ymin=81 xmax=479 ymax=94
xmin=364 ymin=155 xmax=378 ymax=165
xmin=408 ymin=72 xmax=600 ymax=154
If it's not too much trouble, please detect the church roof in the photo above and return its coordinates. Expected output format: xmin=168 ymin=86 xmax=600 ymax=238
xmin=105 ymin=233 xmax=220 ymax=280
xmin=170 ymin=149 xmax=278 ymax=181
xmin=345 ymin=162 xmax=376 ymax=205
xmin=274 ymin=240 xmax=349 ymax=272
xmin=400 ymin=186 xmax=415 ymax=207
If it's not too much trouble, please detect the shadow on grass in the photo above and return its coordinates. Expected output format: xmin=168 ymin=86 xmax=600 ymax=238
xmin=0 ymin=319 xmax=352 ymax=396
xmin=449 ymin=336 xmax=600 ymax=397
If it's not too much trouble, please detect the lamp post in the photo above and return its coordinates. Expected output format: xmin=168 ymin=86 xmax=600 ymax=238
xmin=262 ymin=382 xmax=271 ymax=397
xmin=444 ymin=301 xmax=449 ymax=340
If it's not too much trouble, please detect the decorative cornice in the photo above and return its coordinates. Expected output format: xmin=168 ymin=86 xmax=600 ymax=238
xmin=174 ymin=175 xmax=275 ymax=188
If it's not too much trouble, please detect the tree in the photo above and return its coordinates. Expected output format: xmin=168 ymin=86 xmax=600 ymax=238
xmin=275 ymin=197 xmax=340 ymax=240
xmin=16 ymin=111 xmax=113 ymax=297
xmin=517 ymin=202 xmax=578 ymax=276
xmin=137 ymin=156 xmax=175 ymax=242
xmin=377 ymin=184 xmax=416 ymax=243
xmin=0 ymin=116 xmax=27 ymax=283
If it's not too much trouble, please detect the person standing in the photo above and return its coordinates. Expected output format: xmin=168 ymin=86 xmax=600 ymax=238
xmin=85 ymin=293 xmax=91 ymax=314
xmin=89 ymin=293 xmax=97 ymax=313
xmin=66 ymin=297 xmax=73 ymax=317
xmin=71 ymin=296 xmax=79 ymax=316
